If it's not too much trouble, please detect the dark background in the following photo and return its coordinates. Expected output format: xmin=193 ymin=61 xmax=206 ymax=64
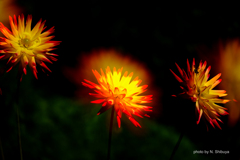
xmin=0 ymin=1 xmax=239 ymax=160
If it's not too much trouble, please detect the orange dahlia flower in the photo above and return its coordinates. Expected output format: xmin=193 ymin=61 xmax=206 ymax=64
xmin=0 ymin=14 xmax=61 ymax=80
xmin=82 ymin=66 xmax=153 ymax=128
xmin=170 ymin=58 xmax=229 ymax=129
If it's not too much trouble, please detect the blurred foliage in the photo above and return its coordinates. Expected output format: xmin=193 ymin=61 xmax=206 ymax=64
xmin=0 ymin=67 xmax=234 ymax=160
xmin=0 ymin=82 xmax=211 ymax=160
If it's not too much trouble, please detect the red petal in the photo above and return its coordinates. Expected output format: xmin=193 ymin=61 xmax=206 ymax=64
xmin=116 ymin=109 xmax=121 ymax=128
xmin=212 ymin=119 xmax=222 ymax=129
xmin=102 ymin=101 xmax=107 ymax=106
xmin=47 ymin=41 xmax=61 ymax=46
xmin=209 ymin=119 xmax=215 ymax=128
xmin=129 ymin=117 xmax=141 ymax=128
xmin=40 ymin=62 xmax=52 ymax=72
xmin=13 ymin=15 xmax=17 ymax=26
xmin=23 ymin=68 xmax=27 ymax=75
xmin=83 ymin=79 xmax=98 ymax=88
xmin=49 ymin=56 xmax=58 ymax=61
xmin=117 ymin=116 xmax=121 ymax=128
xmin=122 ymin=109 xmax=131 ymax=117
xmin=170 ymin=69 xmax=183 ymax=83
xmin=192 ymin=58 xmax=195 ymax=71
xmin=144 ymin=114 xmax=150 ymax=117
xmin=175 ymin=62 xmax=183 ymax=77
xmin=6 ymin=66 xmax=13 ymax=73
xmin=91 ymin=99 xmax=106 ymax=104
xmin=187 ymin=59 xmax=191 ymax=76
xmin=141 ymin=85 xmax=148 ymax=90
xmin=133 ymin=111 xmax=143 ymax=118
xmin=42 ymin=57 xmax=53 ymax=64
xmin=0 ymin=55 xmax=5 ymax=59
xmin=196 ymin=109 xmax=203 ymax=124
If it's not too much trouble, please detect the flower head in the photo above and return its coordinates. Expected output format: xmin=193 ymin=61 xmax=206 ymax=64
xmin=82 ymin=66 xmax=153 ymax=128
xmin=170 ymin=58 xmax=229 ymax=129
xmin=0 ymin=14 xmax=61 ymax=80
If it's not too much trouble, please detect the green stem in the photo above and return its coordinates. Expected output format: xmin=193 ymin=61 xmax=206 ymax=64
xmin=0 ymin=66 xmax=6 ymax=160
xmin=107 ymin=106 xmax=115 ymax=160
xmin=169 ymin=131 xmax=184 ymax=160
xmin=16 ymin=80 xmax=23 ymax=160
xmin=0 ymin=136 xmax=5 ymax=160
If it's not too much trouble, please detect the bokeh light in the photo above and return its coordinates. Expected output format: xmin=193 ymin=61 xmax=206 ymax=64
xmin=0 ymin=0 xmax=22 ymax=36
xmin=64 ymin=49 xmax=155 ymax=100
xmin=209 ymin=39 xmax=240 ymax=127
xmin=68 ymin=49 xmax=151 ymax=84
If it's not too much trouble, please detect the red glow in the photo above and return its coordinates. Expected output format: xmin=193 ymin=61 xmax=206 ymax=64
xmin=81 ymin=49 xmax=151 ymax=84
xmin=0 ymin=0 xmax=22 ymax=36
xmin=64 ymin=49 xmax=155 ymax=101
xmin=218 ymin=40 xmax=240 ymax=127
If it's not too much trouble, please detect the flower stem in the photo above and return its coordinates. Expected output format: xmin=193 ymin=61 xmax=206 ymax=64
xmin=0 ymin=136 xmax=5 ymax=160
xmin=169 ymin=130 xmax=184 ymax=160
xmin=16 ymin=80 xmax=23 ymax=160
xmin=107 ymin=106 xmax=115 ymax=160
xmin=0 ymin=67 xmax=6 ymax=160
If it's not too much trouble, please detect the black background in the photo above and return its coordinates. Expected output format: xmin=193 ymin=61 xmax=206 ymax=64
xmin=0 ymin=1 xmax=239 ymax=160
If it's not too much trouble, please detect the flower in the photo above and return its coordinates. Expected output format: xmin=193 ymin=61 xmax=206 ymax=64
xmin=170 ymin=58 xmax=229 ymax=129
xmin=82 ymin=66 xmax=153 ymax=128
xmin=0 ymin=14 xmax=61 ymax=80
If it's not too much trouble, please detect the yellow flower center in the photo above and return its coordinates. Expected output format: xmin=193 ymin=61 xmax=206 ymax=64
xmin=21 ymin=38 xmax=32 ymax=48
xmin=187 ymin=84 xmax=199 ymax=102
xmin=107 ymin=87 xmax=126 ymax=106
xmin=18 ymin=33 xmax=41 ymax=50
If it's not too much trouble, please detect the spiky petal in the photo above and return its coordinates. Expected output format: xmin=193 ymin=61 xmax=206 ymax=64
xmin=82 ymin=66 xmax=152 ymax=128
xmin=170 ymin=58 xmax=229 ymax=129
xmin=0 ymin=14 xmax=61 ymax=80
